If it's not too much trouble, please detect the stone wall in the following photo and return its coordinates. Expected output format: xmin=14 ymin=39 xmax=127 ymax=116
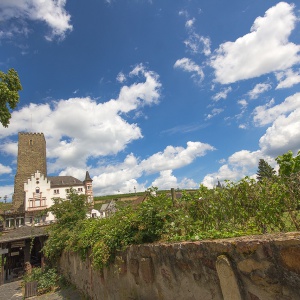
xmin=59 ymin=232 xmax=300 ymax=300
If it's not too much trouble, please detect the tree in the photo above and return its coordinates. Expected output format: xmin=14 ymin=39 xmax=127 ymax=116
xmin=276 ymin=150 xmax=300 ymax=177
xmin=256 ymin=159 xmax=276 ymax=181
xmin=43 ymin=190 xmax=89 ymax=262
xmin=0 ymin=68 xmax=22 ymax=127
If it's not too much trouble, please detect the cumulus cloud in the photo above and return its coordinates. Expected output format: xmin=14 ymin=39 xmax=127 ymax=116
xmin=151 ymin=170 xmax=198 ymax=190
xmin=174 ymin=58 xmax=204 ymax=83
xmin=203 ymin=92 xmax=300 ymax=187
xmin=247 ymin=83 xmax=272 ymax=99
xmin=259 ymin=108 xmax=300 ymax=156
xmin=202 ymin=150 xmax=270 ymax=188
xmin=0 ymin=64 xmax=161 ymax=174
xmin=140 ymin=141 xmax=215 ymax=175
xmin=253 ymin=93 xmax=300 ymax=126
xmin=0 ymin=0 xmax=72 ymax=41
xmin=210 ymin=2 xmax=300 ymax=84
xmin=0 ymin=62 xmax=214 ymax=195
xmin=276 ymin=68 xmax=300 ymax=89
xmin=88 ymin=141 xmax=213 ymax=194
xmin=0 ymin=163 xmax=12 ymax=175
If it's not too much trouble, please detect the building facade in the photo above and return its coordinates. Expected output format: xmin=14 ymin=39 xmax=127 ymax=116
xmin=11 ymin=132 xmax=94 ymax=226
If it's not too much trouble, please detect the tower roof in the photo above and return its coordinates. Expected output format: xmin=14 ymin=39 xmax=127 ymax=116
xmin=84 ymin=171 xmax=93 ymax=182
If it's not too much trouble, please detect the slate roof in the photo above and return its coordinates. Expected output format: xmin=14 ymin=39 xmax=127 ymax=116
xmin=0 ymin=225 xmax=47 ymax=243
xmin=48 ymin=176 xmax=83 ymax=188
xmin=84 ymin=171 xmax=92 ymax=182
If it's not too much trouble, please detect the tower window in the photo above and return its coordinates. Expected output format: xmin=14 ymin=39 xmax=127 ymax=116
xmin=29 ymin=139 xmax=33 ymax=145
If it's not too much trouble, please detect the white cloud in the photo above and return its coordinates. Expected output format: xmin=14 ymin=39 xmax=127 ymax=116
xmin=0 ymin=64 xmax=161 ymax=174
xmin=205 ymin=108 xmax=224 ymax=120
xmin=0 ymin=0 xmax=72 ymax=41
xmin=202 ymin=150 xmax=270 ymax=188
xmin=210 ymin=2 xmax=300 ymax=84
xmin=238 ymin=99 xmax=248 ymax=108
xmin=228 ymin=150 xmax=261 ymax=168
xmin=0 ymin=185 xmax=14 ymax=202
xmin=180 ymin=12 xmax=211 ymax=56
xmin=253 ymin=93 xmax=300 ymax=126
xmin=87 ymin=141 xmax=213 ymax=195
xmin=276 ymin=68 xmax=300 ymax=89
xmin=184 ymin=32 xmax=211 ymax=56
xmin=178 ymin=10 xmax=189 ymax=18
xmin=151 ymin=170 xmax=198 ymax=190
xmin=185 ymin=18 xmax=195 ymax=28
xmin=141 ymin=141 xmax=215 ymax=175
xmin=116 ymin=72 xmax=126 ymax=83
xmin=212 ymin=86 xmax=232 ymax=101
xmin=247 ymin=83 xmax=272 ymax=99
xmin=259 ymin=107 xmax=300 ymax=156
xmin=203 ymin=92 xmax=300 ymax=187
xmin=0 ymin=163 xmax=12 ymax=175
xmin=174 ymin=58 xmax=204 ymax=83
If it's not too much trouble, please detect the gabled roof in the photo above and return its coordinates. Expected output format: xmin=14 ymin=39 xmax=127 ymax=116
xmin=48 ymin=176 xmax=83 ymax=188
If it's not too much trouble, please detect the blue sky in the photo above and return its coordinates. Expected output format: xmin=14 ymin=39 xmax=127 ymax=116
xmin=0 ymin=0 xmax=300 ymax=199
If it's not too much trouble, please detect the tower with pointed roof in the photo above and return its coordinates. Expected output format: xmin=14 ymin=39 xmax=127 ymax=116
xmin=83 ymin=171 xmax=94 ymax=206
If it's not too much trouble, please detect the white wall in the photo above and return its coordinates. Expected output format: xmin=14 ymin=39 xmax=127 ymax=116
xmin=24 ymin=171 xmax=86 ymax=224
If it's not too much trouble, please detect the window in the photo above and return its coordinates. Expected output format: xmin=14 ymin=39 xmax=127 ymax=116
xmin=54 ymin=189 xmax=59 ymax=194
xmin=16 ymin=217 xmax=24 ymax=227
xmin=6 ymin=217 xmax=15 ymax=228
xmin=29 ymin=139 xmax=33 ymax=145
xmin=87 ymin=185 xmax=91 ymax=190
xmin=35 ymin=187 xmax=40 ymax=194
xmin=78 ymin=188 xmax=83 ymax=192
xmin=65 ymin=189 xmax=70 ymax=193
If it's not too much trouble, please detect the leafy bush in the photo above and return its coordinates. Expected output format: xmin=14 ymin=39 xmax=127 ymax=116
xmin=43 ymin=174 xmax=300 ymax=271
xmin=23 ymin=267 xmax=63 ymax=295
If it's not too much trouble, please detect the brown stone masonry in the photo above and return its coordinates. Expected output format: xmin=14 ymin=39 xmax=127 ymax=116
xmin=59 ymin=232 xmax=300 ymax=300
xmin=13 ymin=133 xmax=47 ymax=212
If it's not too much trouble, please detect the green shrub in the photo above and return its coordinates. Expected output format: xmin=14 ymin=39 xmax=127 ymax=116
xmin=23 ymin=267 xmax=62 ymax=295
xmin=43 ymin=175 xmax=300 ymax=270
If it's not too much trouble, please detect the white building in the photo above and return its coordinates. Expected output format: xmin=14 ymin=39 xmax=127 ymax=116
xmin=24 ymin=170 xmax=93 ymax=225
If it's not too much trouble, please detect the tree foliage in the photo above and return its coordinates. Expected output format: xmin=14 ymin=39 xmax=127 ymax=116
xmin=43 ymin=177 xmax=300 ymax=270
xmin=0 ymin=68 xmax=22 ymax=127
xmin=276 ymin=150 xmax=300 ymax=177
xmin=256 ymin=159 xmax=276 ymax=181
xmin=43 ymin=190 xmax=89 ymax=263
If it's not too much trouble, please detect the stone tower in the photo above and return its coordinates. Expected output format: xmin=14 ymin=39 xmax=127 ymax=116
xmin=13 ymin=132 xmax=47 ymax=211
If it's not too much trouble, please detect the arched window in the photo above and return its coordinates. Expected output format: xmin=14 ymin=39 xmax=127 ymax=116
xmin=36 ymin=187 xmax=40 ymax=194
